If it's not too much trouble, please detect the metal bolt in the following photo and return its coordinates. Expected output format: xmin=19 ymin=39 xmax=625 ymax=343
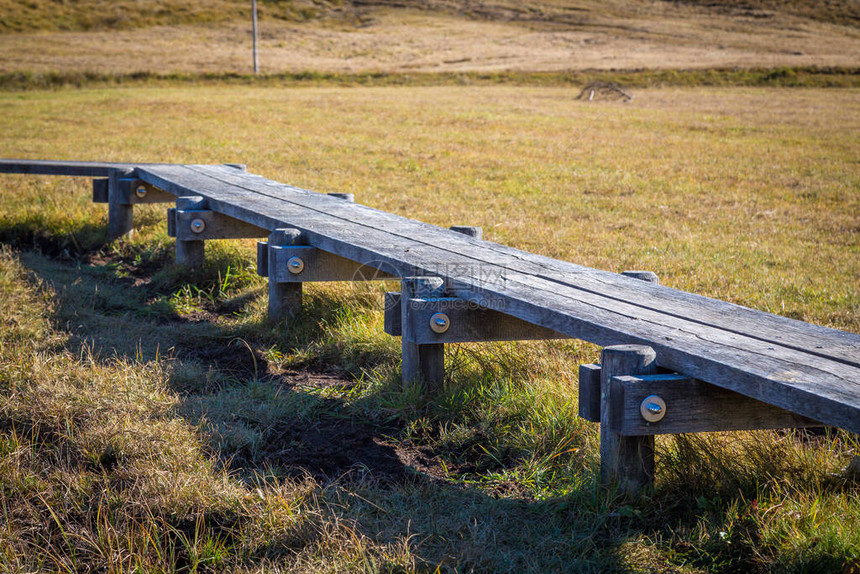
xmin=190 ymin=218 xmax=206 ymax=234
xmin=429 ymin=312 xmax=450 ymax=334
xmin=639 ymin=395 xmax=666 ymax=423
xmin=287 ymin=256 xmax=305 ymax=274
xmin=135 ymin=185 xmax=147 ymax=198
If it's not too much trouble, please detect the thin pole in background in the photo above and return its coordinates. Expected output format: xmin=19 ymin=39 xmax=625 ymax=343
xmin=252 ymin=0 xmax=259 ymax=74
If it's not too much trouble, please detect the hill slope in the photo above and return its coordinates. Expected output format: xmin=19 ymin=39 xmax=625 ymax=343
xmin=2 ymin=0 xmax=859 ymax=33
xmin=1 ymin=0 xmax=858 ymax=76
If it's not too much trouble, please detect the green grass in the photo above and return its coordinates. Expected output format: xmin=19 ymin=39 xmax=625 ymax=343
xmin=0 ymin=84 xmax=858 ymax=571
xmin=2 ymin=67 xmax=859 ymax=92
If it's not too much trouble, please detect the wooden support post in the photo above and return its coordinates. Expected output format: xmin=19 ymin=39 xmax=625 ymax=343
xmin=267 ymin=228 xmax=304 ymax=321
xmin=93 ymin=178 xmax=109 ymax=203
xmin=401 ymin=276 xmax=445 ymax=392
xmin=450 ymin=225 xmax=483 ymax=239
xmin=108 ymin=168 xmax=134 ymax=239
xmin=600 ymin=344 xmax=657 ymax=496
xmin=578 ymin=363 xmax=602 ymax=422
xmin=174 ymin=196 xmax=206 ymax=268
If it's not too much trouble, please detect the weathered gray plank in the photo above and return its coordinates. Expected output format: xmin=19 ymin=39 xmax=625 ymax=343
xmin=177 ymin=164 xmax=859 ymax=368
xmin=0 ymin=159 xmax=158 ymax=177
xmin=144 ymin=166 xmax=860 ymax=391
xmin=452 ymin=272 xmax=860 ymax=433
xmin=132 ymin=164 xmax=860 ymax=432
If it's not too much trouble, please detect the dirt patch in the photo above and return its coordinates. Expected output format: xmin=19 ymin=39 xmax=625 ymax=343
xmin=236 ymin=416 xmax=409 ymax=483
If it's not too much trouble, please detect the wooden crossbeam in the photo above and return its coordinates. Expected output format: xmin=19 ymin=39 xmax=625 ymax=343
xmin=610 ymin=373 xmax=822 ymax=435
xmin=384 ymin=292 xmax=566 ymax=344
xmin=258 ymin=243 xmax=397 ymax=283
xmin=168 ymin=207 xmax=268 ymax=241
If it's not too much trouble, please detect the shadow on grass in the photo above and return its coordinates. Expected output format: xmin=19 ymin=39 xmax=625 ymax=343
xmin=9 ymin=244 xmax=859 ymax=573
xmin=0 ymin=215 xmax=108 ymax=258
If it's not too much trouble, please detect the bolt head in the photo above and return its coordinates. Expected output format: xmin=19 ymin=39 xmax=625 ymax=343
xmin=429 ymin=312 xmax=450 ymax=334
xmin=190 ymin=218 xmax=206 ymax=233
xmin=135 ymin=185 xmax=147 ymax=198
xmin=639 ymin=395 xmax=666 ymax=423
xmin=287 ymin=256 xmax=305 ymax=274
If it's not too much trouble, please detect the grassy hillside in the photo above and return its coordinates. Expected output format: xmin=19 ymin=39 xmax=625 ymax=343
xmin=0 ymin=84 xmax=858 ymax=571
xmin=3 ymin=0 xmax=858 ymax=78
xmin=2 ymin=0 xmax=859 ymax=33
xmin=0 ymin=0 xmax=340 ymax=33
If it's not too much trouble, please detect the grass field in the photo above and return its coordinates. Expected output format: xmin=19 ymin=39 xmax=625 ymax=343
xmin=0 ymin=83 xmax=858 ymax=572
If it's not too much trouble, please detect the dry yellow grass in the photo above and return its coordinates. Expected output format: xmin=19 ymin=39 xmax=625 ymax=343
xmin=1 ymin=2 xmax=859 ymax=76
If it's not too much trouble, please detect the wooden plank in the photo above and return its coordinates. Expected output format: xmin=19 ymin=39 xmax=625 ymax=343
xmin=132 ymin=164 xmax=860 ymax=432
xmin=154 ymin=166 xmax=860 ymax=394
xmin=8 ymin=160 xmax=856 ymax=433
xmin=610 ymin=374 xmax=822 ymax=435
xmin=175 ymin=164 xmax=859 ymax=369
xmin=0 ymin=157 xmax=846 ymax=375
xmin=137 ymin=165 xmax=856 ymax=376
xmin=140 ymin=166 xmax=860 ymax=384
xmin=0 ymin=159 xmax=158 ymax=177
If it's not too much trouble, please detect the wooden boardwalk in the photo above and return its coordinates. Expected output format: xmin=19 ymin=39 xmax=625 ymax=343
xmin=2 ymin=158 xmax=858 ymax=492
